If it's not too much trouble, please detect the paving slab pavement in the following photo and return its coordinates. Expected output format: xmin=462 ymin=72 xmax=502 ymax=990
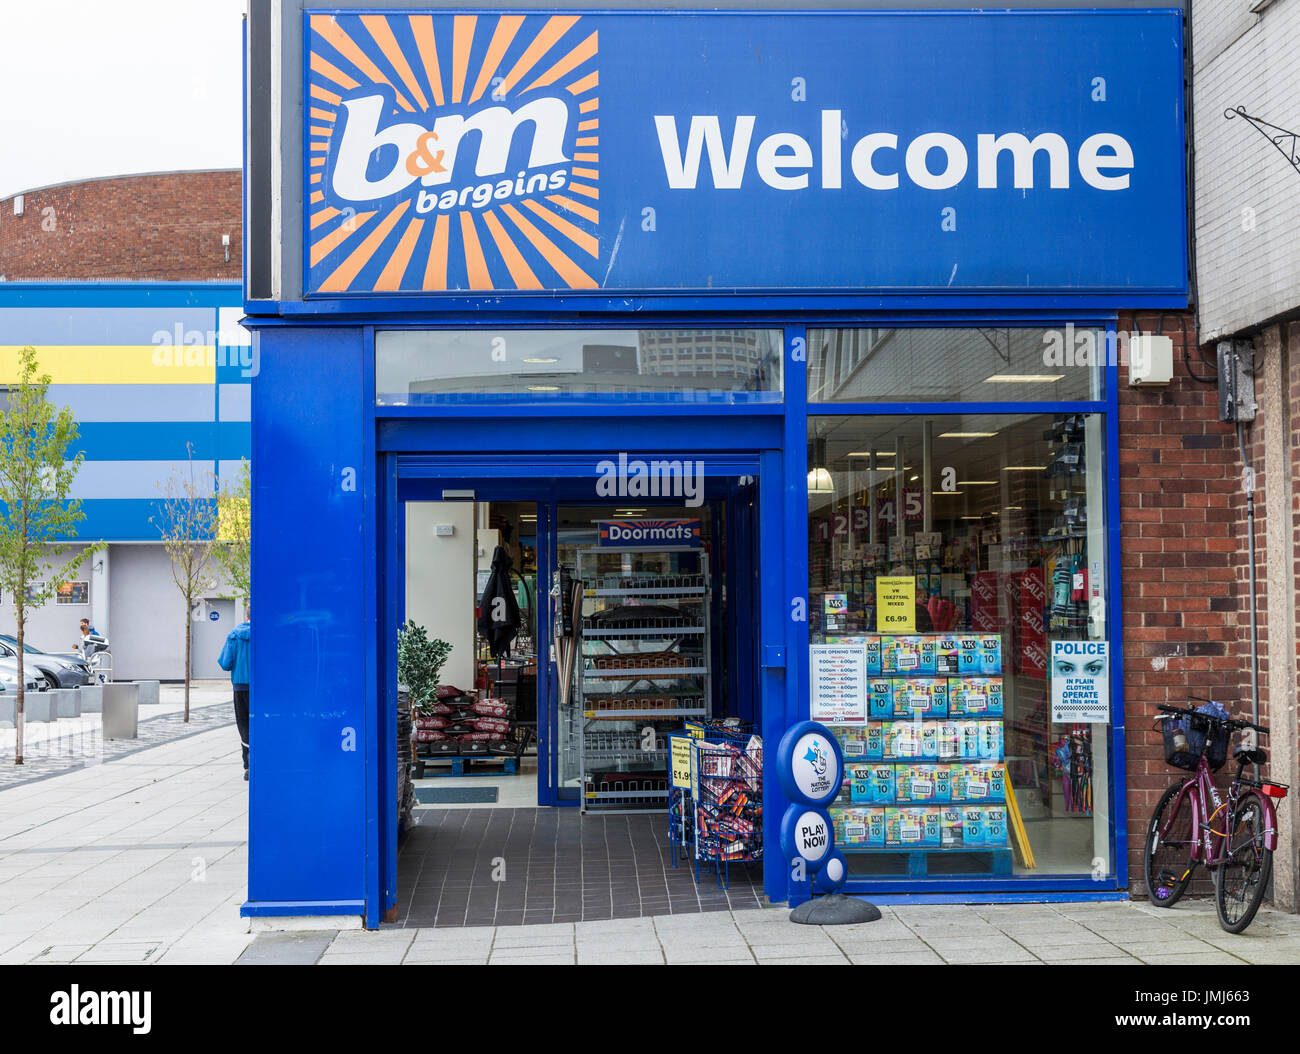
xmin=2 ymin=696 xmax=1299 ymax=966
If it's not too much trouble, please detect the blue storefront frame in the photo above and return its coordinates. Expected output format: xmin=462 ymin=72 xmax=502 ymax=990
xmin=241 ymin=0 xmax=1196 ymax=920
xmin=241 ymin=308 xmax=1132 ymax=925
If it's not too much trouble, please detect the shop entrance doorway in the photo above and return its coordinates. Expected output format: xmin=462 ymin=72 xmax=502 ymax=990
xmin=380 ymin=452 xmax=780 ymax=926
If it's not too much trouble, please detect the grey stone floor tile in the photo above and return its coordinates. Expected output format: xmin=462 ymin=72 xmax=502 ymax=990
xmin=236 ymin=932 xmax=335 ymax=965
xmin=756 ymin=954 xmax=850 ymax=964
xmin=1135 ymin=951 xmax=1247 ymax=965
xmin=847 ymin=949 xmax=945 ymax=965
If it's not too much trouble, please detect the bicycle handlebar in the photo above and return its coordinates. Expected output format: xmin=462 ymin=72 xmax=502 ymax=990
xmin=1155 ymin=703 xmax=1268 ymax=735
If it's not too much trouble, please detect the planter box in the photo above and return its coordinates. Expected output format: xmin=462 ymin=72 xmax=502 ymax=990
xmin=135 ymin=680 xmax=161 ymax=706
xmin=23 ymin=693 xmax=55 ymax=722
xmin=102 ymin=682 xmax=140 ymax=740
xmin=78 ymin=684 xmax=103 ymax=713
xmin=52 ymin=689 xmax=81 ymax=719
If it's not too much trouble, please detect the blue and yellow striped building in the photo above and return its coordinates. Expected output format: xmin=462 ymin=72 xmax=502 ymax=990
xmin=0 ymin=282 xmax=248 ymax=679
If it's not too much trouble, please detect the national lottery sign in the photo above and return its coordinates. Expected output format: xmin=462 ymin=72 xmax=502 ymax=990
xmin=303 ymin=10 xmax=1187 ymax=297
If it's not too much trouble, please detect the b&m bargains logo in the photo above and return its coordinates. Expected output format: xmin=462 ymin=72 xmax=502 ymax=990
xmin=308 ymin=13 xmax=600 ymax=293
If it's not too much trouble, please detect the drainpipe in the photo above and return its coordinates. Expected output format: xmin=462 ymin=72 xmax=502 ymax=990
xmin=1236 ymin=421 xmax=1259 ymax=727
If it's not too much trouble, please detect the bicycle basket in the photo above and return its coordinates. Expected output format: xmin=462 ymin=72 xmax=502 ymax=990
xmin=1162 ymin=714 xmax=1230 ymax=772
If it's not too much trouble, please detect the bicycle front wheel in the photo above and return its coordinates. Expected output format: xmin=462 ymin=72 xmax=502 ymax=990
xmin=1214 ymin=792 xmax=1273 ymax=933
xmin=1145 ymin=780 xmax=1197 ymax=907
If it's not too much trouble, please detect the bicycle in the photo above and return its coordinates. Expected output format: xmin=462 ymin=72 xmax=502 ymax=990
xmin=1144 ymin=701 xmax=1289 ymax=933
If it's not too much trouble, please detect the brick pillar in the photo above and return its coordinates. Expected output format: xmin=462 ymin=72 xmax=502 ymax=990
xmin=1260 ymin=324 xmax=1300 ymax=912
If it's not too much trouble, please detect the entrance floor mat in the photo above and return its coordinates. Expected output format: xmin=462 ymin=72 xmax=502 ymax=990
xmin=415 ymin=787 xmax=500 ymax=804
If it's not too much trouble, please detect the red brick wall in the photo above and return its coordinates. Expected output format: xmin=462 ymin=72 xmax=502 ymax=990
xmin=1117 ymin=311 xmax=1247 ymax=896
xmin=0 ymin=170 xmax=241 ymax=281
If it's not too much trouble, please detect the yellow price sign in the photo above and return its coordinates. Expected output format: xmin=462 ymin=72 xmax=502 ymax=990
xmin=876 ymin=575 xmax=916 ymax=633
xmin=670 ymin=736 xmax=693 ymax=789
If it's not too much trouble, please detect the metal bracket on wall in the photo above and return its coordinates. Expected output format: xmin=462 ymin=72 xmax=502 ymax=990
xmin=1224 ymin=106 xmax=1300 ymax=179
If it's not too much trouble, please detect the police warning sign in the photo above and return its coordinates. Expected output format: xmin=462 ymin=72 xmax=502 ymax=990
xmin=1050 ymin=640 xmax=1110 ymax=724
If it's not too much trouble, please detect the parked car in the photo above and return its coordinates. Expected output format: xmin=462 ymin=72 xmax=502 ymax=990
xmin=0 ymin=657 xmax=46 ymax=692
xmin=0 ymin=635 xmax=90 ymax=688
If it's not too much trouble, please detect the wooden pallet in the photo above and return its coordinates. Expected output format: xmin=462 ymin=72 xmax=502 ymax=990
xmin=844 ymin=847 xmax=1014 ymax=878
xmin=415 ymin=754 xmax=520 ymax=778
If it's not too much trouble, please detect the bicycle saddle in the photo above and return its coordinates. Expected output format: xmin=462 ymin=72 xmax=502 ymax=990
xmin=1234 ymin=745 xmax=1268 ymax=766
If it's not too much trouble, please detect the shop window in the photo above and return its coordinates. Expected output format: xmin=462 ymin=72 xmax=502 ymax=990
xmin=376 ymin=329 xmax=783 ymax=404
xmin=808 ymin=328 xmax=1103 ymax=403
xmin=808 ymin=412 xmax=1111 ymax=880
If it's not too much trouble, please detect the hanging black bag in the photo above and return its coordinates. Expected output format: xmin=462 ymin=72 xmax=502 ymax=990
xmin=477 ymin=545 xmax=522 ymax=659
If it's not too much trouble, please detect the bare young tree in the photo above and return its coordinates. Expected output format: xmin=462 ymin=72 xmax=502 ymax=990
xmin=151 ymin=443 xmax=219 ymax=722
xmin=0 ymin=347 xmax=94 ymax=764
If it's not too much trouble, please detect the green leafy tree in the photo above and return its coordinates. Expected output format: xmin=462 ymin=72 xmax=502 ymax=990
xmin=215 ymin=458 xmax=250 ymax=611
xmin=396 ymin=620 xmax=452 ymax=716
xmin=151 ymin=443 xmax=219 ymax=723
xmin=0 ymin=347 xmax=95 ymax=764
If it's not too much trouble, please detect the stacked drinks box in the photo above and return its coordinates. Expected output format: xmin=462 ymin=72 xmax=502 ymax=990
xmin=826 ymin=633 xmax=1008 ymax=852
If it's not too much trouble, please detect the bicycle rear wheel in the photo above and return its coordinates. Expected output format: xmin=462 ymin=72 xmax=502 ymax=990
xmin=1214 ymin=793 xmax=1273 ymax=933
xmin=1145 ymin=781 xmax=1198 ymax=906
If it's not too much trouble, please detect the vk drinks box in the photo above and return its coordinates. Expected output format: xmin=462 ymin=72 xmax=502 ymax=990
xmin=978 ymin=721 xmax=1004 ymax=760
xmin=979 ymin=634 xmax=1003 ymax=675
xmin=868 ymin=678 xmax=894 ymax=719
xmin=864 ymin=721 xmax=884 ymax=761
xmin=851 ymin=763 xmax=896 ymax=805
xmin=984 ymin=806 xmax=1009 ymax=846
xmin=832 ymin=724 xmax=870 ymax=760
xmin=863 ymin=635 xmax=882 ymax=676
xmin=891 ymin=677 xmax=948 ymax=718
xmin=962 ymin=806 xmax=987 ymax=847
xmin=956 ymin=720 xmax=982 ymax=759
xmin=886 ymin=806 xmax=941 ymax=847
xmin=948 ymin=676 xmax=1004 ymax=717
xmin=883 ymin=721 xmax=923 ymax=761
xmin=831 ymin=806 xmax=885 ymax=848
xmin=940 ymin=806 xmax=965 ymax=848
xmin=882 ymin=635 xmax=936 ymax=675
xmin=934 ymin=634 xmax=961 ymax=675
xmin=952 ymin=763 xmax=1006 ymax=803
xmin=937 ymin=722 xmax=962 ymax=761
xmin=895 ymin=764 xmax=952 ymax=804
xmin=956 ymin=634 xmax=983 ymax=675
xmin=919 ymin=722 xmax=939 ymax=759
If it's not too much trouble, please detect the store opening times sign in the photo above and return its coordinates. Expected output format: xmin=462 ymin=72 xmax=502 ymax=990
xmin=304 ymin=10 xmax=1187 ymax=297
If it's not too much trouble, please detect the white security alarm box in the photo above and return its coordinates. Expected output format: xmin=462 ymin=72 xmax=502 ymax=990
xmin=1129 ymin=334 xmax=1174 ymax=385
xmin=434 ymin=524 xmax=455 ymax=537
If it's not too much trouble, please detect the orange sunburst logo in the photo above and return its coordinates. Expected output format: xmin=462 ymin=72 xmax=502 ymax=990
xmin=306 ymin=13 xmax=600 ymax=295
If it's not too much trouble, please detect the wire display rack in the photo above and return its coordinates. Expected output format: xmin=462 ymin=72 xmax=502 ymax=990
xmin=576 ymin=546 xmax=712 ymax=813
xmin=667 ymin=720 xmax=763 ymax=888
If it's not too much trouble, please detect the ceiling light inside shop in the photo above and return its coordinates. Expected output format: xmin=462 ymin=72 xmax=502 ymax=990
xmin=1003 ymin=465 xmax=1047 ymax=471
xmin=807 ymin=467 xmax=835 ymax=494
xmin=939 ymin=431 xmax=998 ymax=438
xmin=957 ymin=480 xmax=998 ymax=485
xmin=961 ymin=516 xmax=983 ymax=520
xmin=526 ymin=384 xmax=560 ymax=391
xmin=983 ymin=374 xmax=1065 ymax=383
xmin=1003 ymin=506 xmax=1023 ymax=511
xmin=522 ymin=356 xmax=560 ymax=364
xmin=909 ymin=474 xmax=919 ymax=481
xmin=848 ymin=451 xmax=893 ymax=458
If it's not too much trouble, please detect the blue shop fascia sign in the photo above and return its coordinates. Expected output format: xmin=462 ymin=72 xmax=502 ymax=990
xmin=303 ymin=8 xmax=1187 ymax=300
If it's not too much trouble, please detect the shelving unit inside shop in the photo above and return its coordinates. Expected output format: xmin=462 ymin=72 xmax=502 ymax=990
xmin=576 ymin=546 xmax=711 ymax=812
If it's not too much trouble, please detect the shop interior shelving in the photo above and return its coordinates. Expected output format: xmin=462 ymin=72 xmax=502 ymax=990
xmin=576 ymin=546 xmax=711 ymax=812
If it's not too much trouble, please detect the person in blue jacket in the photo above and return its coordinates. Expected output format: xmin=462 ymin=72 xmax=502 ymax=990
xmin=218 ymin=611 xmax=251 ymax=780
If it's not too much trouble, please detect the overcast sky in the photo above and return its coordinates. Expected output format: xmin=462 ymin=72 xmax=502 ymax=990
xmin=0 ymin=0 xmax=244 ymax=199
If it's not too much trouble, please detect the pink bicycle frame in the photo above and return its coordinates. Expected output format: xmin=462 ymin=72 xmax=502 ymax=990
xmin=1167 ymin=755 xmax=1279 ymax=864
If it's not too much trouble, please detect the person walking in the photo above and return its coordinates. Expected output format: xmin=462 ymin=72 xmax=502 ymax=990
xmin=218 ymin=612 xmax=251 ymax=780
